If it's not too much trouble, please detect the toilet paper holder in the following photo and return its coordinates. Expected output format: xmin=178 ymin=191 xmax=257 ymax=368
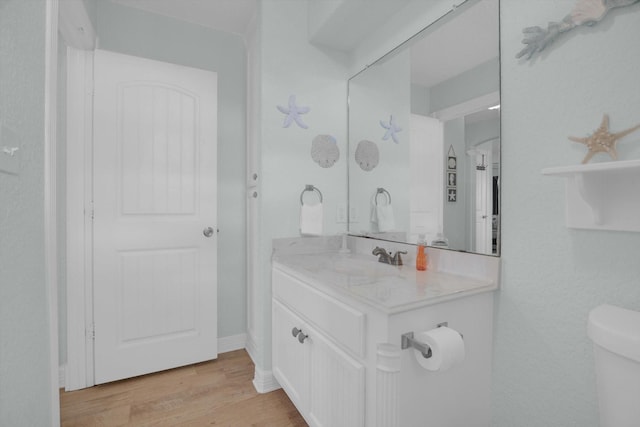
xmin=401 ymin=322 xmax=462 ymax=359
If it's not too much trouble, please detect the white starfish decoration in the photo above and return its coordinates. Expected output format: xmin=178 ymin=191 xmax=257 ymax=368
xmin=277 ymin=95 xmax=310 ymax=129
xmin=380 ymin=115 xmax=402 ymax=144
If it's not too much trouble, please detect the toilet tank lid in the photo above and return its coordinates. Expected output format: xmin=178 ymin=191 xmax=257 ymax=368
xmin=588 ymin=304 xmax=640 ymax=363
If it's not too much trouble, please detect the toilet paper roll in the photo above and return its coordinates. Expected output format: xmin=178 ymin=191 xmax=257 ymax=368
xmin=413 ymin=326 xmax=465 ymax=371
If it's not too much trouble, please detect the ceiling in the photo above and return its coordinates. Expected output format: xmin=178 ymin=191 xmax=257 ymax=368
xmin=108 ymin=0 xmax=499 ymax=96
xmin=410 ymin=0 xmax=499 ymax=89
xmin=108 ymin=0 xmax=258 ymax=36
xmin=307 ymin=0 xmax=414 ymax=52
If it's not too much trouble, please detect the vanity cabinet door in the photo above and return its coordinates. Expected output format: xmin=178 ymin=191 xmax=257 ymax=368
xmin=308 ymin=330 xmax=365 ymax=427
xmin=272 ymin=299 xmax=309 ymax=413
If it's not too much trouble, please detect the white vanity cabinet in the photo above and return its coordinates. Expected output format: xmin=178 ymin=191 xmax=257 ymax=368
xmin=272 ymin=250 xmax=498 ymax=427
xmin=272 ymin=269 xmax=366 ymax=427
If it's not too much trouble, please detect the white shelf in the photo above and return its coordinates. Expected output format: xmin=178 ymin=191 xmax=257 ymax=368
xmin=542 ymin=159 xmax=640 ymax=232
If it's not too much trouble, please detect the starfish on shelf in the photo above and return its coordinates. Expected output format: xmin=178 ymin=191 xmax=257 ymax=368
xmin=568 ymin=114 xmax=640 ymax=164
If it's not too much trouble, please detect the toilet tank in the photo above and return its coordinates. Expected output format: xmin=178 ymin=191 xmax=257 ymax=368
xmin=588 ymin=304 xmax=640 ymax=427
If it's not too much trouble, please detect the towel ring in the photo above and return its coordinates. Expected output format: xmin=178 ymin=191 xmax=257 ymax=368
xmin=375 ymin=187 xmax=391 ymax=205
xmin=300 ymin=184 xmax=323 ymax=205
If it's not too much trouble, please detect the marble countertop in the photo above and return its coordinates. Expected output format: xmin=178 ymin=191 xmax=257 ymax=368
xmin=273 ymin=252 xmax=498 ymax=314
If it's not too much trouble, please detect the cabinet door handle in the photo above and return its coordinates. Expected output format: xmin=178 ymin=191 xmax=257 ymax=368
xmin=297 ymin=332 xmax=308 ymax=344
xmin=291 ymin=327 xmax=302 ymax=338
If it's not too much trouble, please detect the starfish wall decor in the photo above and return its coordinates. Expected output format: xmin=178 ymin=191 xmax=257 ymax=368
xmin=568 ymin=114 xmax=640 ymax=163
xmin=380 ymin=115 xmax=402 ymax=144
xmin=276 ymin=94 xmax=310 ymax=129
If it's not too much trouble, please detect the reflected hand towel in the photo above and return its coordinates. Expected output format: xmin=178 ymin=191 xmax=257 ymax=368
xmin=376 ymin=204 xmax=395 ymax=232
xmin=300 ymin=203 xmax=323 ymax=236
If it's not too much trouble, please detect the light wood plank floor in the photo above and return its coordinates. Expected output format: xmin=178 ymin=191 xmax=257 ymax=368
xmin=60 ymin=350 xmax=307 ymax=427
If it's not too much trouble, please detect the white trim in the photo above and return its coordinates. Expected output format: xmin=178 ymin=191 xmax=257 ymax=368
xmin=252 ymin=366 xmax=280 ymax=394
xmin=44 ymin=0 xmax=61 ymax=424
xmin=58 ymin=365 xmax=66 ymax=389
xmin=430 ymin=91 xmax=499 ymax=122
xmin=64 ymin=47 xmax=95 ymax=391
xmin=245 ymin=331 xmax=259 ymax=365
xmin=58 ymin=0 xmax=96 ymax=50
xmin=218 ymin=333 xmax=247 ymax=354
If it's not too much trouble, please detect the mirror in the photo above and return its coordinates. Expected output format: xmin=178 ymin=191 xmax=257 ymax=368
xmin=348 ymin=0 xmax=500 ymax=255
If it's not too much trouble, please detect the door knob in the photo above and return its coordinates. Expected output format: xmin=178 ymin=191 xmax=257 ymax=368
xmin=203 ymin=227 xmax=215 ymax=238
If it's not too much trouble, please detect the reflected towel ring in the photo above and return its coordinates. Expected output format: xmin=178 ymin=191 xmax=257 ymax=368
xmin=300 ymin=184 xmax=323 ymax=205
xmin=375 ymin=187 xmax=391 ymax=205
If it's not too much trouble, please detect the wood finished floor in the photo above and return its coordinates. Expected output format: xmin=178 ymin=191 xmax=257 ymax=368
xmin=60 ymin=350 xmax=308 ymax=427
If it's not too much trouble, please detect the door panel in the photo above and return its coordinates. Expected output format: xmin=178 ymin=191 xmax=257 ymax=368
xmin=272 ymin=300 xmax=309 ymax=413
xmin=308 ymin=327 xmax=365 ymax=427
xmin=474 ymin=149 xmax=492 ymax=255
xmin=410 ymin=114 xmax=444 ymax=243
xmin=93 ymin=50 xmax=218 ymax=384
xmin=120 ymin=84 xmax=197 ymax=215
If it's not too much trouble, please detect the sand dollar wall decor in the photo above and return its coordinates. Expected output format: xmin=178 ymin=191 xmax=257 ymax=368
xmin=311 ymin=134 xmax=340 ymax=168
xmin=354 ymin=139 xmax=379 ymax=172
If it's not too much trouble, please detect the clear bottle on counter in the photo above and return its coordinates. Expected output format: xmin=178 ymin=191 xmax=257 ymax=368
xmin=416 ymin=233 xmax=427 ymax=271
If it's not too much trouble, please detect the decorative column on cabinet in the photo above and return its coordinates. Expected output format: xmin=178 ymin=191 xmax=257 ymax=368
xmin=376 ymin=343 xmax=401 ymax=427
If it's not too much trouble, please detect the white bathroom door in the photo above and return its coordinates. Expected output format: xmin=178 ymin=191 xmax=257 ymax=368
xmin=92 ymin=50 xmax=218 ymax=384
xmin=474 ymin=150 xmax=493 ymax=255
xmin=409 ymin=114 xmax=444 ymax=242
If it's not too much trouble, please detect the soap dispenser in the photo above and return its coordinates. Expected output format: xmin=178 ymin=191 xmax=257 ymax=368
xmin=416 ymin=234 xmax=427 ymax=271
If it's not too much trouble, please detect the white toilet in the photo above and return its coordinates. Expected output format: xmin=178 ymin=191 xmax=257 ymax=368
xmin=588 ymin=304 xmax=640 ymax=427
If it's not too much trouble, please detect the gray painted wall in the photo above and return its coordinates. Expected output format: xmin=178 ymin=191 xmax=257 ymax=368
xmin=494 ymin=1 xmax=640 ymax=425
xmin=4 ymin=1 xmax=640 ymax=425
xmin=252 ymin=0 xmax=350 ymax=369
xmin=0 ymin=0 xmax=54 ymax=424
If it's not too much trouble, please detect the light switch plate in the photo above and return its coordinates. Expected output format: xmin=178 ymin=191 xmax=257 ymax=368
xmin=0 ymin=125 xmax=21 ymax=175
xmin=349 ymin=206 xmax=358 ymax=223
xmin=336 ymin=203 xmax=347 ymax=223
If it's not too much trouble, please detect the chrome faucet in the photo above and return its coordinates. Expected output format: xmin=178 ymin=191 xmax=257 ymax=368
xmin=391 ymin=250 xmax=407 ymax=266
xmin=372 ymin=247 xmax=407 ymax=266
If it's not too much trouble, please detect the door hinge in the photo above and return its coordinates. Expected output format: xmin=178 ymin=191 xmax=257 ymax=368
xmin=86 ymin=324 xmax=95 ymax=340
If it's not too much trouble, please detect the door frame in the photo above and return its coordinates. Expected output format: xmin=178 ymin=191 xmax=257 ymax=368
xmin=65 ymin=46 xmax=96 ymax=391
xmin=45 ymin=0 xmax=61 ymax=422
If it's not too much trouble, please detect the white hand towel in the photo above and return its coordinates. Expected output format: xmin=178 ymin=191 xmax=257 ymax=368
xmin=376 ymin=204 xmax=396 ymax=232
xmin=300 ymin=203 xmax=323 ymax=236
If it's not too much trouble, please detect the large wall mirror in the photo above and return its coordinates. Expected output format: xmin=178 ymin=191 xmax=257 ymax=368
xmin=348 ymin=0 xmax=500 ymax=255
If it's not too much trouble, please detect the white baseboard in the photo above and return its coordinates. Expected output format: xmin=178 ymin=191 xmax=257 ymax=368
xmin=252 ymin=366 xmax=280 ymax=394
xmin=218 ymin=333 xmax=247 ymax=354
xmin=59 ymin=365 xmax=66 ymax=388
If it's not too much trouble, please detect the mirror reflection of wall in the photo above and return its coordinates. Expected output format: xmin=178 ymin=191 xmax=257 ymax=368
xmin=348 ymin=49 xmax=411 ymax=240
xmin=348 ymin=0 xmax=500 ymax=255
